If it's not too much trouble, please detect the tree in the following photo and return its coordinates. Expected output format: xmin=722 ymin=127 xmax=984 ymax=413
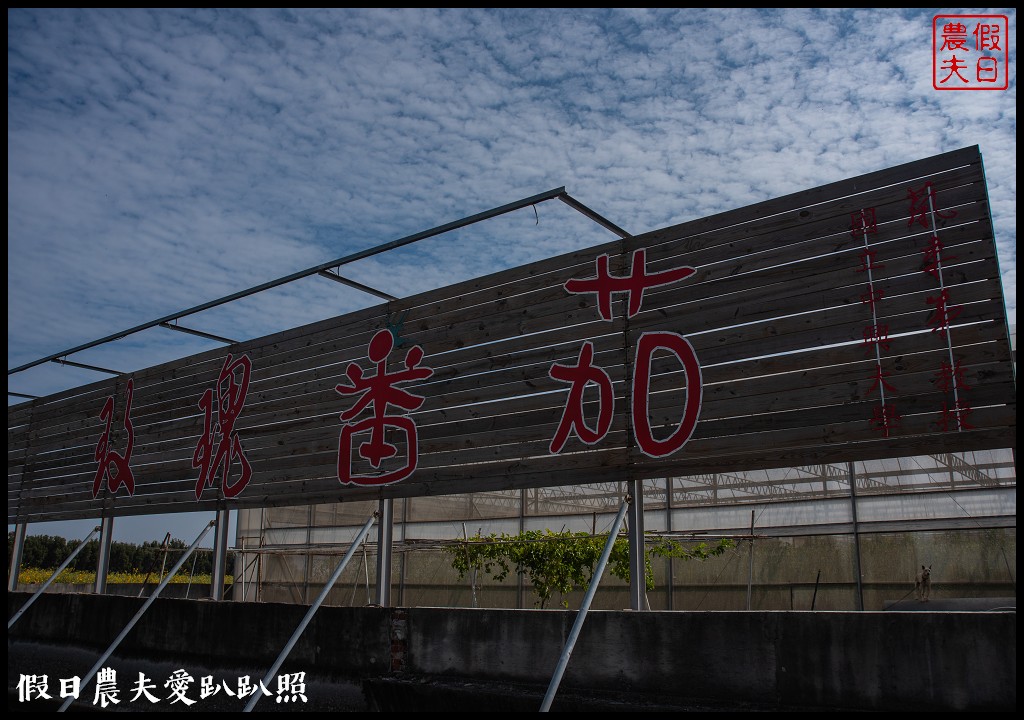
xmin=13 ymin=534 xmax=71 ymax=570
xmin=445 ymin=529 xmax=734 ymax=608
xmin=7 ymin=532 xmax=231 ymax=577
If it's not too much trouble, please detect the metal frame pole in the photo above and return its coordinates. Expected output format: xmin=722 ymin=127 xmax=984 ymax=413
xmin=94 ymin=516 xmax=114 ymax=594
xmin=626 ymin=480 xmax=646 ymax=611
xmin=234 ymin=509 xmax=248 ymax=601
xmin=7 ymin=523 xmax=27 ymax=592
xmin=58 ymin=520 xmax=215 ymax=712
xmin=244 ymin=513 xmax=377 ymax=713
xmin=746 ymin=510 xmax=755 ymax=611
xmin=399 ymin=499 xmax=408 ymax=607
xmin=665 ymin=477 xmax=674 ymax=611
xmin=849 ymin=461 xmax=865 ymax=611
xmin=518 ymin=488 xmax=527 ymax=610
xmin=8 ymin=525 xmax=101 ymax=629
xmin=9 ymin=188 xmax=570 ymax=377
xmin=211 ymin=508 xmax=231 ymax=601
xmin=540 ymin=500 xmax=629 ymax=713
xmin=375 ymin=499 xmax=393 ymax=607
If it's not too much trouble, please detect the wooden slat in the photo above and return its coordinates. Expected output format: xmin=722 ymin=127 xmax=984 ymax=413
xmin=644 ymin=178 xmax=985 ymax=279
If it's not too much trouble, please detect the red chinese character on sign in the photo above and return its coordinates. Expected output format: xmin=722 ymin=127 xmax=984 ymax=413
xmin=193 ymin=353 xmax=253 ymax=500
xmin=870 ymin=403 xmax=901 ymax=437
xmin=938 ymin=400 xmax=975 ymax=432
xmin=860 ymin=288 xmax=885 ymax=312
xmin=548 ymin=341 xmax=614 ymax=453
xmin=976 ymin=56 xmax=999 ymax=83
xmin=926 ymin=289 xmax=963 ymax=332
xmin=933 ymin=15 xmax=1009 ymax=91
xmin=850 ymin=209 xmax=877 ymax=238
xmin=551 ymin=252 xmax=703 ymax=459
xmin=856 ymin=249 xmax=884 ymax=273
xmin=862 ymin=324 xmax=891 ymax=354
xmin=631 ymin=332 xmax=703 ymax=458
xmin=921 ymin=236 xmax=957 ymax=280
xmin=867 ymin=365 xmax=897 ymax=396
xmin=932 ymin=359 xmax=972 ymax=393
xmin=92 ymin=379 xmax=136 ymax=498
xmin=973 ymin=23 xmax=1001 ymax=51
xmin=939 ymin=55 xmax=969 ymax=84
xmin=907 ymin=182 xmax=957 ymax=229
xmin=940 ymin=22 xmax=969 ymax=51
xmin=563 ymin=249 xmax=695 ymax=321
xmin=549 ymin=334 xmax=703 ymax=459
xmin=336 ymin=329 xmax=433 ymax=486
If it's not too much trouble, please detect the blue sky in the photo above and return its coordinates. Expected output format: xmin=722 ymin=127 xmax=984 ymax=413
xmin=8 ymin=8 xmax=1016 ymax=544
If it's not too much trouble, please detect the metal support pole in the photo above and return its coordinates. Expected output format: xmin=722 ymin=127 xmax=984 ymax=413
xmin=540 ymin=500 xmax=628 ymax=713
xmin=304 ymin=505 xmax=313 ymax=604
xmin=211 ymin=509 xmax=231 ymax=601
xmin=94 ymin=516 xmax=114 ymax=595
xmin=665 ymin=477 xmax=674 ymax=611
xmin=58 ymin=520 xmax=214 ymax=712
xmin=234 ymin=510 xmax=247 ymax=602
xmin=518 ymin=488 xmax=527 ymax=609
xmin=256 ymin=508 xmax=265 ymax=603
xmin=746 ymin=511 xmax=755 ymax=611
xmin=398 ymin=499 xmax=408 ymax=607
xmin=462 ymin=523 xmax=478 ymax=609
xmin=848 ymin=461 xmax=865 ymax=611
xmin=626 ymin=479 xmax=646 ymax=611
xmin=9 ymin=525 xmax=101 ymax=630
xmin=244 ymin=513 xmax=376 ymax=713
xmin=7 ymin=523 xmax=27 ymax=592
xmin=375 ymin=498 xmax=393 ymax=607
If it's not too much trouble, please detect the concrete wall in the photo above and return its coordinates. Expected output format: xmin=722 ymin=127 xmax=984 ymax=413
xmin=406 ymin=607 xmax=1016 ymax=711
xmin=7 ymin=593 xmax=1015 ymax=711
xmin=14 ymin=582 xmax=216 ymax=599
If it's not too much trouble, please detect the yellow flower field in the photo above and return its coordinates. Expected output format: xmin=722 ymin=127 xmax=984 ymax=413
xmin=18 ymin=567 xmax=232 ymax=585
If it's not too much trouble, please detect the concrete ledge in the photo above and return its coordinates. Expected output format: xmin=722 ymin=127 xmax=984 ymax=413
xmin=7 ymin=593 xmax=1016 ymax=712
xmin=7 ymin=592 xmax=392 ymax=675
xmin=362 ymin=675 xmax=853 ymax=712
xmin=883 ymin=596 xmax=1016 ymax=611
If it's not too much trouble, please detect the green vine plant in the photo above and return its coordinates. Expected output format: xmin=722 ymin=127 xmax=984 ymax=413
xmin=444 ymin=529 xmax=735 ymax=609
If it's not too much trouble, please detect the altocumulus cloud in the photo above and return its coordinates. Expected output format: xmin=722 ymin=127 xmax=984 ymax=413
xmin=8 ymin=7 xmax=1016 ymax=400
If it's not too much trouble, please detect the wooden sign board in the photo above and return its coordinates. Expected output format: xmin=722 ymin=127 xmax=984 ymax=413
xmin=8 ymin=146 xmax=1015 ymax=523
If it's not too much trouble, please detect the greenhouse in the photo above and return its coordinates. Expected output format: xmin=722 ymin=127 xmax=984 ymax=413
xmin=235 ymin=448 xmax=1016 ymax=611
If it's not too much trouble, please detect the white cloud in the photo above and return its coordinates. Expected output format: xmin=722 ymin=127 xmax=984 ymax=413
xmin=8 ymin=6 xmax=1016 ymax=402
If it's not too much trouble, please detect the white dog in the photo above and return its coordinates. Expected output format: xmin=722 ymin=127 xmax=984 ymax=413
xmin=915 ymin=565 xmax=932 ymax=602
